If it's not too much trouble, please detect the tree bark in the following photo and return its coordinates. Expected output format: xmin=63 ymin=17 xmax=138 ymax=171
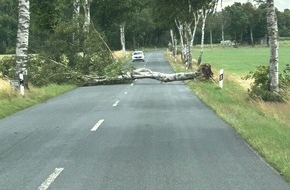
xmin=120 ymin=22 xmax=126 ymax=57
xmin=73 ymin=0 xmax=80 ymax=46
xmin=83 ymin=0 xmax=91 ymax=33
xmin=266 ymin=0 xmax=279 ymax=94
xmin=222 ymin=25 xmax=225 ymax=42
xmin=175 ymin=19 xmax=186 ymax=61
xmin=210 ymin=29 xmax=213 ymax=49
xmin=185 ymin=22 xmax=193 ymax=69
xmin=197 ymin=8 xmax=208 ymax=66
xmin=81 ymin=68 xmax=202 ymax=86
xmin=174 ymin=37 xmax=178 ymax=60
xmin=169 ymin=29 xmax=174 ymax=53
xmin=250 ymin=27 xmax=254 ymax=47
xmin=16 ymin=0 xmax=30 ymax=94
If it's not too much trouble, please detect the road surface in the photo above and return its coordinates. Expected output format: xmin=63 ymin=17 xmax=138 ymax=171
xmin=0 ymin=51 xmax=289 ymax=190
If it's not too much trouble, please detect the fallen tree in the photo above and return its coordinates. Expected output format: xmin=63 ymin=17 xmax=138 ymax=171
xmin=0 ymin=54 xmax=214 ymax=87
xmin=80 ymin=63 xmax=213 ymax=86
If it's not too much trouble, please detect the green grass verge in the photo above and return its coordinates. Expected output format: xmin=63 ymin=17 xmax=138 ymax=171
xmin=167 ymin=49 xmax=290 ymax=182
xmin=0 ymin=84 xmax=76 ymax=119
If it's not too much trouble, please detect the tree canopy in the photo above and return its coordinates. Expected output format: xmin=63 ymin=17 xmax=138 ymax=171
xmin=1 ymin=0 xmax=290 ymax=53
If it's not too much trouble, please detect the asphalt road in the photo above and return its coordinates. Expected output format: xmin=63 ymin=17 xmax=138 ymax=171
xmin=0 ymin=51 xmax=289 ymax=190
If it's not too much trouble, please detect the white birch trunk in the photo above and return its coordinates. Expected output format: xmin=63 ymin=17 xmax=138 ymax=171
xmin=169 ymin=29 xmax=174 ymax=54
xmin=266 ymin=0 xmax=279 ymax=94
xmin=250 ymin=28 xmax=254 ymax=47
xmin=222 ymin=25 xmax=225 ymax=42
xmin=81 ymin=68 xmax=202 ymax=85
xmin=120 ymin=22 xmax=126 ymax=57
xmin=83 ymin=0 xmax=91 ymax=33
xmin=175 ymin=20 xmax=186 ymax=61
xmin=186 ymin=11 xmax=200 ymax=69
xmin=185 ymin=22 xmax=193 ymax=69
xmin=210 ymin=29 xmax=213 ymax=49
xmin=16 ymin=0 xmax=30 ymax=95
xmin=73 ymin=0 xmax=80 ymax=23
xmin=174 ymin=37 xmax=178 ymax=61
xmin=198 ymin=10 xmax=208 ymax=65
xmin=73 ymin=0 xmax=80 ymax=46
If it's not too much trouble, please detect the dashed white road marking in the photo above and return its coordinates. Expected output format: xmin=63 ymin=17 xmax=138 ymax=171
xmin=124 ymin=91 xmax=128 ymax=94
xmin=37 ymin=168 xmax=64 ymax=190
xmin=113 ymin=100 xmax=120 ymax=107
xmin=91 ymin=119 xmax=105 ymax=132
xmin=130 ymin=83 xmax=134 ymax=86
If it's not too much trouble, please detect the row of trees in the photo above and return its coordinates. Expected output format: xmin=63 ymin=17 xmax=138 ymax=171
xmin=213 ymin=1 xmax=290 ymax=46
xmin=2 ymin=0 xmax=290 ymax=55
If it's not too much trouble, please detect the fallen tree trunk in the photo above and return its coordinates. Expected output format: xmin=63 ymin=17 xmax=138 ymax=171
xmin=81 ymin=68 xmax=202 ymax=86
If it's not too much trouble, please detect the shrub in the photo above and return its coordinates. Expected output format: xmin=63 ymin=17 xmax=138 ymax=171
xmin=244 ymin=65 xmax=290 ymax=102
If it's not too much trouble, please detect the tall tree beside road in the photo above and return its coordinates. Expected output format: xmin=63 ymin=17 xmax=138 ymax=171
xmin=266 ymin=0 xmax=279 ymax=94
xmin=242 ymin=2 xmax=257 ymax=46
xmin=120 ymin=22 xmax=126 ymax=57
xmin=82 ymin=0 xmax=91 ymax=34
xmin=91 ymin=0 xmax=145 ymax=56
xmin=15 ymin=0 xmax=30 ymax=95
xmin=0 ymin=0 xmax=18 ymax=54
xmin=224 ymin=2 xmax=248 ymax=44
xmin=73 ymin=0 xmax=80 ymax=47
xmin=197 ymin=0 xmax=218 ymax=65
xmin=151 ymin=0 xmax=218 ymax=68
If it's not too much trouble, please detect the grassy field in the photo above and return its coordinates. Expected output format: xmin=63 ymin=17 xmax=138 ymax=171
xmin=167 ymin=44 xmax=290 ymax=182
xmin=201 ymin=45 xmax=289 ymax=75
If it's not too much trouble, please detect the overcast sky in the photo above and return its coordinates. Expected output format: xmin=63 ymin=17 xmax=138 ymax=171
xmin=217 ymin=0 xmax=290 ymax=11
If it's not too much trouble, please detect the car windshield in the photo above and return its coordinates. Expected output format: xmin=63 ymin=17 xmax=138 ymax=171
xmin=133 ymin=51 xmax=143 ymax=55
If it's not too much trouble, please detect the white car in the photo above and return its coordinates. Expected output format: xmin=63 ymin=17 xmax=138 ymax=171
xmin=132 ymin=51 xmax=145 ymax=62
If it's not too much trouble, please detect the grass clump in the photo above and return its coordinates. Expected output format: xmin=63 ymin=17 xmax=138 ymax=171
xmin=0 ymin=78 xmax=75 ymax=119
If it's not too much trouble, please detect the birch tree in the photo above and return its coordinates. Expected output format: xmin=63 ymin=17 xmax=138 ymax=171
xmin=73 ymin=0 xmax=80 ymax=44
xmin=16 ymin=0 xmax=30 ymax=95
xmin=120 ymin=22 xmax=126 ymax=57
xmin=197 ymin=7 xmax=208 ymax=66
xmin=82 ymin=0 xmax=91 ymax=33
xmin=175 ymin=19 xmax=186 ymax=61
xmin=266 ymin=0 xmax=279 ymax=94
xmin=197 ymin=0 xmax=218 ymax=65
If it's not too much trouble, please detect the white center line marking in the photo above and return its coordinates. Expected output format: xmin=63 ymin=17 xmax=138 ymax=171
xmin=130 ymin=83 xmax=134 ymax=86
xmin=37 ymin=168 xmax=64 ymax=190
xmin=113 ymin=100 xmax=120 ymax=107
xmin=124 ymin=91 xmax=128 ymax=94
xmin=91 ymin=119 xmax=104 ymax=131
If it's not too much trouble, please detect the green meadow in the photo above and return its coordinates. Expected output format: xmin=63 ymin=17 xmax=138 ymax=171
xmin=201 ymin=44 xmax=289 ymax=75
